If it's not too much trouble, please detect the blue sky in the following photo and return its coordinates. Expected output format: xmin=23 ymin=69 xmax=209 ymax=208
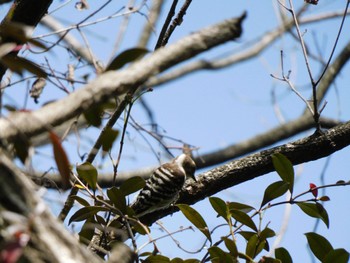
xmin=1 ymin=0 xmax=350 ymax=262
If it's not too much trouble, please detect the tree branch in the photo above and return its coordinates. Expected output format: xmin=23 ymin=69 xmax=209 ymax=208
xmin=0 ymin=12 xmax=247 ymax=144
xmin=140 ymin=120 xmax=350 ymax=225
xmin=0 ymin=153 xmax=103 ymax=263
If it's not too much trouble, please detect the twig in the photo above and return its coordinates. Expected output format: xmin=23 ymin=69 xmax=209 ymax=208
xmin=156 ymin=0 xmax=193 ymax=49
xmin=154 ymin=0 xmax=178 ymax=49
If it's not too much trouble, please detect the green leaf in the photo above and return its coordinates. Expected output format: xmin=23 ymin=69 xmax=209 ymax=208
xmin=238 ymin=231 xmax=256 ymax=241
xmin=261 ymin=181 xmax=289 ymax=208
xmin=13 ymin=136 xmax=30 ymax=163
xmin=256 ymin=240 xmax=267 ymax=255
xmin=68 ymin=206 xmax=110 ymax=225
xmin=228 ymin=202 xmax=255 ymax=213
xmin=95 ymin=214 xmax=107 ymax=225
xmin=177 ymin=204 xmax=211 ymax=242
xmin=305 ymin=232 xmax=333 ymax=261
xmin=144 ymin=255 xmax=170 ymax=262
xmin=246 ymin=234 xmax=259 ymax=258
xmin=275 ymin=247 xmax=293 ymax=263
xmin=78 ymin=218 xmax=95 ymax=244
xmin=107 ymin=187 xmax=126 ymax=213
xmin=83 ymin=105 xmax=103 ymax=127
xmin=76 ymin=162 xmax=98 ymax=190
xmin=183 ymin=260 xmax=200 ymax=263
xmin=230 ymin=209 xmax=257 ymax=232
xmin=323 ymin=249 xmax=349 ymax=263
xmin=222 ymin=237 xmax=238 ymax=257
xmin=208 ymin=246 xmax=236 ymax=263
xmin=260 ymin=227 xmax=276 ymax=240
xmin=272 ymin=153 xmax=294 ymax=194
xmin=100 ymin=127 xmax=119 ymax=155
xmin=209 ymin=197 xmax=229 ymax=221
xmin=170 ymin=258 xmax=184 ymax=263
xmin=1 ymin=53 xmax=47 ymax=78
xmin=297 ymin=203 xmax=329 ymax=228
xmin=70 ymin=195 xmax=90 ymax=207
xmin=131 ymin=219 xmax=149 ymax=235
xmin=106 ymin=47 xmax=149 ymax=71
xmin=259 ymin=257 xmax=281 ymax=263
xmin=119 ymin=176 xmax=146 ymax=196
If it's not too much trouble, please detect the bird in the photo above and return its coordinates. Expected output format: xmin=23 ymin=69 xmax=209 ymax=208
xmin=131 ymin=154 xmax=196 ymax=217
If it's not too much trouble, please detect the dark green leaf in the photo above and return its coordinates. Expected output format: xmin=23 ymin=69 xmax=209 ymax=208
xmin=183 ymin=259 xmax=200 ymax=263
xmin=259 ymin=257 xmax=281 ymax=263
xmin=256 ymin=240 xmax=267 ymax=255
xmin=208 ymin=246 xmax=235 ymax=263
xmin=0 ymin=22 xmax=46 ymax=50
xmin=260 ymin=227 xmax=276 ymax=240
xmin=144 ymin=255 xmax=170 ymax=262
xmin=119 ymin=176 xmax=146 ymax=196
xmin=107 ymin=187 xmax=126 ymax=213
xmin=106 ymin=47 xmax=148 ymax=71
xmin=238 ymin=231 xmax=256 ymax=241
xmin=272 ymin=153 xmax=294 ymax=194
xmin=275 ymin=247 xmax=293 ymax=263
xmin=209 ymin=197 xmax=229 ymax=221
xmin=323 ymin=249 xmax=349 ymax=263
xmin=177 ymin=204 xmax=211 ymax=242
xmin=68 ymin=206 xmax=110 ymax=225
xmin=246 ymin=234 xmax=259 ymax=258
xmin=305 ymin=232 xmax=333 ymax=261
xmin=83 ymin=105 xmax=103 ymax=127
xmin=261 ymin=181 xmax=289 ymax=208
xmin=95 ymin=214 xmax=106 ymax=225
xmin=228 ymin=202 xmax=255 ymax=213
xmin=13 ymin=136 xmax=30 ymax=163
xmin=100 ymin=127 xmax=119 ymax=154
xmin=1 ymin=54 xmax=47 ymax=77
xmin=222 ymin=237 xmax=238 ymax=257
xmin=297 ymin=203 xmax=329 ymax=228
xmin=76 ymin=162 xmax=98 ymax=190
xmin=78 ymin=218 xmax=95 ymax=244
xmin=70 ymin=195 xmax=90 ymax=207
xmin=170 ymin=258 xmax=184 ymax=263
xmin=131 ymin=219 xmax=149 ymax=236
xmin=230 ymin=209 xmax=257 ymax=232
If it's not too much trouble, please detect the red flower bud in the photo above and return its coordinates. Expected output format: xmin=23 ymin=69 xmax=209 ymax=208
xmin=309 ymin=183 xmax=318 ymax=197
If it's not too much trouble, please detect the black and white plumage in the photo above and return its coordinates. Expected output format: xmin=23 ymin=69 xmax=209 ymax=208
xmin=131 ymin=154 xmax=196 ymax=217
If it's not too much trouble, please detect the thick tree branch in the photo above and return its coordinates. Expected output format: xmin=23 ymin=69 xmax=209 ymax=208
xmin=0 ymin=154 xmax=103 ymax=263
xmin=139 ymin=120 xmax=350 ymax=225
xmin=0 ymin=12 xmax=246 ymax=144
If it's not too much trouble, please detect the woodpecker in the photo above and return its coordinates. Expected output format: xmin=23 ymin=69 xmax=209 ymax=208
xmin=131 ymin=154 xmax=196 ymax=217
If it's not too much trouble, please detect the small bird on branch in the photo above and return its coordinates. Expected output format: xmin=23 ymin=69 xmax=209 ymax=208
xmin=131 ymin=153 xmax=196 ymax=217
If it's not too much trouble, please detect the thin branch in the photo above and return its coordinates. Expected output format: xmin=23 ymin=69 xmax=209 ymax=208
xmin=315 ymin=0 xmax=350 ymax=86
xmin=146 ymin=10 xmax=349 ymax=88
xmin=156 ymin=0 xmax=193 ymax=48
xmin=154 ymin=0 xmax=178 ymax=49
xmin=36 ymin=116 xmax=341 ymax=189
